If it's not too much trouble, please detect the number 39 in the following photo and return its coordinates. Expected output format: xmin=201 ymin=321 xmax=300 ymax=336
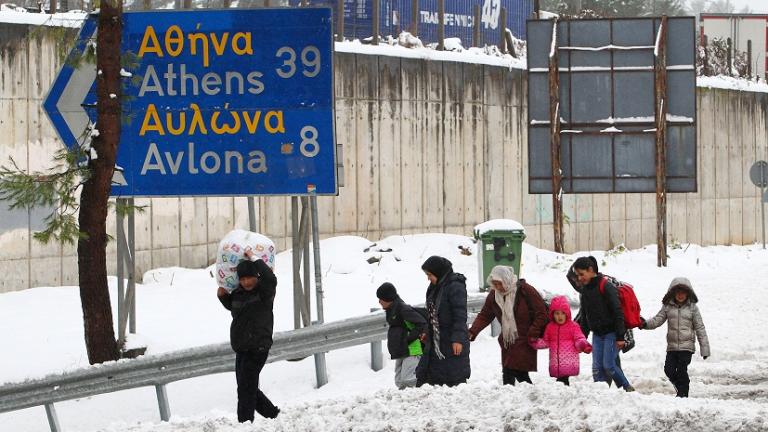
xmin=276 ymin=46 xmax=321 ymax=78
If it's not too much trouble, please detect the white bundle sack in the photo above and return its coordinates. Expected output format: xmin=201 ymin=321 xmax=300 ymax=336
xmin=215 ymin=229 xmax=276 ymax=292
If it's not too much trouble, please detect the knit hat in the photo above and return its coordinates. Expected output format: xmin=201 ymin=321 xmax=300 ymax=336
xmin=236 ymin=260 xmax=259 ymax=278
xmin=376 ymin=282 xmax=398 ymax=302
xmin=421 ymin=255 xmax=452 ymax=281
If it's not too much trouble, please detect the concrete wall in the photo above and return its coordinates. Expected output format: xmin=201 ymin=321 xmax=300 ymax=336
xmin=2 ymin=22 xmax=768 ymax=292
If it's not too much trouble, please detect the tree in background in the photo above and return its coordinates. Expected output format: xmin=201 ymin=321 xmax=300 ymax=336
xmin=687 ymin=0 xmax=709 ymax=15
xmin=697 ymin=36 xmax=749 ymax=77
xmin=646 ymin=0 xmax=687 ymax=15
xmin=0 ymin=0 xmax=126 ymax=364
xmin=707 ymin=0 xmax=736 ymax=12
xmin=581 ymin=0 xmax=648 ymax=17
xmin=540 ymin=0 xmax=688 ymax=17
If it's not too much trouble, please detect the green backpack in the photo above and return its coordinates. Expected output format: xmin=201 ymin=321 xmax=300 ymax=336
xmin=404 ymin=320 xmax=424 ymax=356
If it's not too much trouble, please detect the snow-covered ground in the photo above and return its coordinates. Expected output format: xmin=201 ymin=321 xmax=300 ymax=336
xmin=2 ymin=232 xmax=768 ymax=431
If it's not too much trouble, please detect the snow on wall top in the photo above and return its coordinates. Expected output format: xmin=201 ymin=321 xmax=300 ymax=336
xmin=0 ymin=9 xmax=86 ymax=28
xmin=2 ymin=9 xmax=768 ymax=93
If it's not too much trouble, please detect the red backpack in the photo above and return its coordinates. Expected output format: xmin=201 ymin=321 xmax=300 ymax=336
xmin=598 ymin=275 xmax=642 ymax=329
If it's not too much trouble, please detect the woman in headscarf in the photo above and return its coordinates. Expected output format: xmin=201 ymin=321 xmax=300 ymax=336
xmin=415 ymin=255 xmax=471 ymax=387
xmin=469 ymin=265 xmax=548 ymax=385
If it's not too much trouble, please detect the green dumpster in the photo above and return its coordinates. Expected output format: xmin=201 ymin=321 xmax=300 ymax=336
xmin=473 ymin=220 xmax=526 ymax=292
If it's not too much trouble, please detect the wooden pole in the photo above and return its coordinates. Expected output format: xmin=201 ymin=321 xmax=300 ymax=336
xmin=473 ymin=4 xmax=480 ymax=48
xmin=373 ymin=0 xmax=380 ymax=45
xmin=411 ymin=0 xmax=418 ymax=37
xmin=727 ymin=37 xmax=732 ymax=76
xmin=747 ymin=39 xmax=752 ymax=78
xmin=654 ymin=16 xmax=668 ymax=267
xmin=438 ymin=0 xmax=445 ymax=50
xmin=337 ymin=0 xmax=344 ymax=42
xmin=702 ymin=35 xmax=709 ymax=76
xmin=499 ymin=8 xmax=507 ymax=54
xmin=548 ymin=19 xmax=564 ymax=253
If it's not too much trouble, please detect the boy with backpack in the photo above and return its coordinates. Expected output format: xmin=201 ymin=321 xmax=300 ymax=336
xmin=376 ymin=282 xmax=428 ymax=389
xmin=571 ymin=256 xmax=636 ymax=392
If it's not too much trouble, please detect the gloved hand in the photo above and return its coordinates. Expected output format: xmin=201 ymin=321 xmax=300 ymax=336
xmin=468 ymin=332 xmax=476 ymax=342
xmin=583 ymin=345 xmax=592 ymax=354
xmin=639 ymin=317 xmax=647 ymax=329
xmin=703 ymin=356 xmax=709 ymax=360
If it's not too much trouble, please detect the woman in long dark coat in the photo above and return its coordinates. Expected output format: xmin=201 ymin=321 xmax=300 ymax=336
xmin=415 ymin=255 xmax=471 ymax=387
xmin=469 ymin=265 xmax=548 ymax=385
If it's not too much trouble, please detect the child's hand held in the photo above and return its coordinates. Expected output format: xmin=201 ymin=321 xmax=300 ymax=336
xmin=583 ymin=345 xmax=592 ymax=354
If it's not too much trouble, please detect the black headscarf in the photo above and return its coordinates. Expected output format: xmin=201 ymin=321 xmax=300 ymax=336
xmin=421 ymin=256 xmax=453 ymax=282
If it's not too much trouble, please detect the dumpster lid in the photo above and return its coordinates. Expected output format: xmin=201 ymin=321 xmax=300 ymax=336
xmin=473 ymin=219 xmax=525 ymax=236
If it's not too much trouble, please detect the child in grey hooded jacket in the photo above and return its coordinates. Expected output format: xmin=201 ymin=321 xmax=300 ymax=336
xmin=640 ymin=276 xmax=710 ymax=398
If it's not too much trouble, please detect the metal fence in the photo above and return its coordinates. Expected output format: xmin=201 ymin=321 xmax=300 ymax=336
xmin=0 ymin=296 xmax=487 ymax=432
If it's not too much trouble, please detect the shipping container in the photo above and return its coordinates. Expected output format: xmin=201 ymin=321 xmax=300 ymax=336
xmin=289 ymin=0 xmax=533 ymax=47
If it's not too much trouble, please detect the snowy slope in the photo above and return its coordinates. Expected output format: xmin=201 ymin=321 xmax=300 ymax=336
xmin=2 ymin=235 xmax=768 ymax=431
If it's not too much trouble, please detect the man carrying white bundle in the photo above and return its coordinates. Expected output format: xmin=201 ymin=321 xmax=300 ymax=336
xmin=217 ymin=250 xmax=279 ymax=422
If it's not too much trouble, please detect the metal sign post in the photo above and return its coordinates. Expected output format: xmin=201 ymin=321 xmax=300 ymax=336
xmin=750 ymin=160 xmax=768 ymax=249
xmin=116 ymin=197 xmax=137 ymax=346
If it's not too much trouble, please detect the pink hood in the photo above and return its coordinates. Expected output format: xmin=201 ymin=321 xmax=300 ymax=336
xmin=530 ymin=295 xmax=590 ymax=378
xmin=549 ymin=295 xmax=573 ymax=323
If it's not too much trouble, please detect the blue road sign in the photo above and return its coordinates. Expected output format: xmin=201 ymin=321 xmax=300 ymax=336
xmin=45 ymin=9 xmax=337 ymax=197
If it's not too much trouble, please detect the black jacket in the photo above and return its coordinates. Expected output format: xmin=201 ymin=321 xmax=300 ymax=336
xmin=417 ymin=270 xmax=471 ymax=385
xmin=580 ymin=273 xmax=625 ymax=340
xmin=385 ymin=297 xmax=427 ymax=359
xmin=219 ymin=259 xmax=277 ymax=353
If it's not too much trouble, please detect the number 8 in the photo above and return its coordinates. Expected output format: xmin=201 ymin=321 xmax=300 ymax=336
xmin=300 ymin=126 xmax=319 ymax=157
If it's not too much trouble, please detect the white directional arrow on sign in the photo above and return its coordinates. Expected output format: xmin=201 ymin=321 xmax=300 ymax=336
xmin=43 ymin=15 xmax=98 ymax=150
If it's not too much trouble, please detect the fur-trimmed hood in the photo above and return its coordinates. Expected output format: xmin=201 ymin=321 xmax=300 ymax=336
xmin=662 ymin=277 xmax=699 ymax=305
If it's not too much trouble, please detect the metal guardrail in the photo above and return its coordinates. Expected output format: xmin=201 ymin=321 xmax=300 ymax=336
xmin=0 ymin=296 xmax=487 ymax=432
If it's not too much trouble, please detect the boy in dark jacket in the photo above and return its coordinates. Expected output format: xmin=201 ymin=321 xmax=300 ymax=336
xmin=377 ymin=282 xmax=427 ymax=389
xmin=217 ymin=258 xmax=279 ymax=423
xmin=572 ymin=256 xmax=635 ymax=392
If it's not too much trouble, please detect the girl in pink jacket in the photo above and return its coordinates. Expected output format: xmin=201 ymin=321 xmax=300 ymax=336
xmin=530 ymin=295 xmax=592 ymax=385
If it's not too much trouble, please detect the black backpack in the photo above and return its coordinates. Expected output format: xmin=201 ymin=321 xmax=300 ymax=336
xmin=413 ymin=306 xmax=429 ymax=323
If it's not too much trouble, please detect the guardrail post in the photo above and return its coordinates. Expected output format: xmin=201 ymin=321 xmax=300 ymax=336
xmin=491 ymin=318 xmax=501 ymax=337
xmin=311 ymin=319 xmax=328 ymax=388
xmin=44 ymin=403 xmax=61 ymax=432
xmin=370 ymin=308 xmax=384 ymax=371
xmin=155 ymin=384 xmax=171 ymax=421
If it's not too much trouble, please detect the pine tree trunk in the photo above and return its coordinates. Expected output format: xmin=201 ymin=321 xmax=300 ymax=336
xmin=78 ymin=0 xmax=122 ymax=364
